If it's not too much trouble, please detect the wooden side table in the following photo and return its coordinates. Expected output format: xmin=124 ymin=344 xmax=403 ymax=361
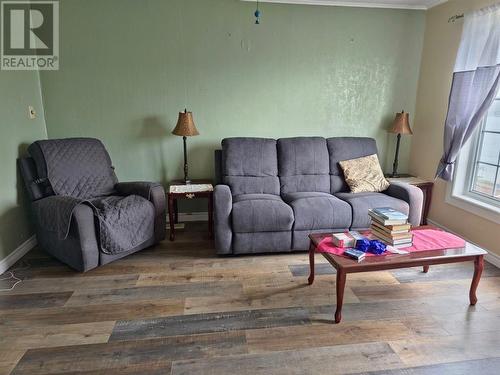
xmin=386 ymin=176 xmax=434 ymax=225
xmin=168 ymin=180 xmax=214 ymax=241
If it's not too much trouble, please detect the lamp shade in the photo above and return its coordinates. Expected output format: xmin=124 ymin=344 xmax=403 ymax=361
xmin=172 ymin=110 xmax=199 ymax=137
xmin=389 ymin=111 xmax=413 ymax=135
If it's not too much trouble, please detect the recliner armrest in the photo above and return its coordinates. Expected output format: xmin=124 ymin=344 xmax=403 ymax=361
xmin=214 ymin=184 xmax=233 ymax=254
xmin=383 ymin=182 xmax=424 ymax=227
xmin=32 ymin=198 xmax=100 ymax=272
xmin=71 ymin=204 xmax=100 ymax=271
xmin=115 ymin=181 xmax=162 ymax=200
xmin=115 ymin=181 xmax=166 ymax=242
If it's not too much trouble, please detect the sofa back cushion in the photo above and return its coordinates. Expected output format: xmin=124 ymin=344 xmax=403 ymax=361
xmin=327 ymin=137 xmax=379 ymax=193
xmin=277 ymin=137 xmax=330 ymax=194
xmin=28 ymin=138 xmax=118 ymax=199
xmin=222 ymin=137 xmax=280 ymax=196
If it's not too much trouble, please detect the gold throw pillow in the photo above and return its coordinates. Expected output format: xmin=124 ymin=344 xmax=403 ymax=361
xmin=339 ymin=154 xmax=390 ymax=193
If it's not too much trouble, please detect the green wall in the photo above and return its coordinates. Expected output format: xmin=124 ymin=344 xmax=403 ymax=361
xmin=0 ymin=70 xmax=47 ymax=261
xmin=0 ymin=0 xmax=425 ymax=261
xmin=40 ymin=0 xmax=425 ymax=194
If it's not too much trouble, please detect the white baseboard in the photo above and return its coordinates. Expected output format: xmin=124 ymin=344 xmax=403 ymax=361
xmin=485 ymin=250 xmax=500 ymax=269
xmin=0 ymin=235 xmax=37 ymax=274
xmin=427 ymin=219 xmax=500 ymax=269
xmin=166 ymin=211 xmax=208 ymax=223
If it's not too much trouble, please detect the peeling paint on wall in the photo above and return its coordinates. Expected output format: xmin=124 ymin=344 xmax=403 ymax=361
xmin=324 ymin=59 xmax=393 ymax=131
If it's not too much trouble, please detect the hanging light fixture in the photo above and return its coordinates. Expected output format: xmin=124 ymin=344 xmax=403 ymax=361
xmin=254 ymin=0 xmax=261 ymax=24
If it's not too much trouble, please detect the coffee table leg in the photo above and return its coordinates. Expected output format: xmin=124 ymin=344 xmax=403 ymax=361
xmin=308 ymin=243 xmax=315 ymax=285
xmin=470 ymin=255 xmax=484 ymax=305
xmin=423 ymin=265 xmax=429 ymax=273
xmin=335 ymin=270 xmax=346 ymax=323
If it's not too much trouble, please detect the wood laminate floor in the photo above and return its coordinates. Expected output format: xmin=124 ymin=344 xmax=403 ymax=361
xmin=2 ymin=222 xmax=500 ymax=374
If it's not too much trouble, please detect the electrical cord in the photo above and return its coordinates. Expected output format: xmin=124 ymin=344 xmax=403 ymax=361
xmin=0 ymin=261 xmax=30 ymax=292
xmin=0 ymin=271 xmax=22 ymax=291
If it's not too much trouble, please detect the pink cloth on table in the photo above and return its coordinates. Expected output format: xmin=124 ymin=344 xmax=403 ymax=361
xmin=316 ymin=229 xmax=466 ymax=257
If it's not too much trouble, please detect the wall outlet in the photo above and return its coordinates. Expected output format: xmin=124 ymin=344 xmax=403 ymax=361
xmin=28 ymin=105 xmax=36 ymax=119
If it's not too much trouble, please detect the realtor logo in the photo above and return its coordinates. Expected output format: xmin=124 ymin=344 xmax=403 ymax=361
xmin=1 ymin=0 xmax=59 ymax=70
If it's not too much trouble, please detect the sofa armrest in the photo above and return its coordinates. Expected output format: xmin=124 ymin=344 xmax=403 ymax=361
xmin=384 ymin=182 xmax=424 ymax=227
xmin=214 ymin=184 xmax=233 ymax=254
xmin=115 ymin=181 xmax=166 ymax=243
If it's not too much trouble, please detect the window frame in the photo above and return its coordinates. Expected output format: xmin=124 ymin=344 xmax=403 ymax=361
xmin=466 ymin=118 xmax=500 ymax=206
xmin=446 ymin=102 xmax=500 ymax=224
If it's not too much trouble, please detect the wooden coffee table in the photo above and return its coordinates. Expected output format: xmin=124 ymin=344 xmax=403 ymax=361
xmin=308 ymin=227 xmax=487 ymax=323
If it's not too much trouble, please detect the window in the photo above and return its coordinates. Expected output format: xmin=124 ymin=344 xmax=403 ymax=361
xmin=447 ymin=93 xmax=500 ymax=223
xmin=469 ymin=97 xmax=500 ymax=204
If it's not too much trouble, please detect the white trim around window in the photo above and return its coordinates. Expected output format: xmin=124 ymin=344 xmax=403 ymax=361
xmin=446 ymin=129 xmax=500 ymax=225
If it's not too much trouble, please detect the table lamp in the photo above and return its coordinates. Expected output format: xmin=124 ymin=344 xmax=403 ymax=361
xmin=172 ymin=109 xmax=199 ymax=184
xmin=388 ymin=110 xmax=412 ymax=178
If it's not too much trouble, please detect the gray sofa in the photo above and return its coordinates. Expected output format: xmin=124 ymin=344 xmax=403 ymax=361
xmin=214 ymin=137 xmax=423 ymax=255
xmin=18 ymin=138 xmax=166 ymax=272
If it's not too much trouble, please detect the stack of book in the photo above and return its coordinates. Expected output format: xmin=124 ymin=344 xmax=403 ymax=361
xmin=368 ymin=207 xmax=413 ymax=248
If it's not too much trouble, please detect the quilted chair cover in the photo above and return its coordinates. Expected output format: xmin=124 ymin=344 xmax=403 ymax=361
xmin=29 ymin=138 xmax=155 ymax=255
xmin=29 ymin=138 xmax=118 ymax=198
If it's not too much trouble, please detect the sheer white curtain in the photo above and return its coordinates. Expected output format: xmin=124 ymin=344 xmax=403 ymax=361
xmin=436 ymin=3 xmax=500 ymax=180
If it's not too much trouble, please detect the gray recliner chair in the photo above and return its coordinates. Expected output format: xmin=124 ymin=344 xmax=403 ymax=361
xmin=18 ymin=138 xmax=166 ymax=272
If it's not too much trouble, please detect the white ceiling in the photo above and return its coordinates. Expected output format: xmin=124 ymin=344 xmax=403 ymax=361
xmin=241 ymin=0 xmax=448 ymax=10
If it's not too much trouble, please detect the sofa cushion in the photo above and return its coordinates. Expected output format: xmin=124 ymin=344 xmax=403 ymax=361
xmin=222 ymin=138 xmax=279 ymax=196
xmin=233 ymin=194 xmax=282 ymax=203
xmin=335 ymin=192 xmax=409 ymax=229
xmin=282 ymin=191 xmax=333 ymax=202
xmin=286 ymin=193 xmax=352 ymax=230
xmin=327 ymin=137 xmax=378 ymax=194
xmin=232 ymin=194 xmax=294 ymax=233
xmin=277 ymin=137 xmax=330 ymax=194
